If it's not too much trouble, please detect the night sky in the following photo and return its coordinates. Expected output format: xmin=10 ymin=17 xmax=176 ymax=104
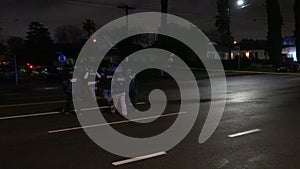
xmin=0 ymin=0 xmax=295 ymax=41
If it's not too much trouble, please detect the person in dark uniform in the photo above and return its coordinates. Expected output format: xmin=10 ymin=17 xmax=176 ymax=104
xmin=83 ymin=57 xmax=101 ymax=102
xmin=102 ymin=65 xmax=115 ymax=107
xmin=63 ymin=69 xmax=75 ymax=114
xmin=126 ymin=68 xmax=138 ymax=109
xmin=111 ymin=67 xmax=128 ymax=116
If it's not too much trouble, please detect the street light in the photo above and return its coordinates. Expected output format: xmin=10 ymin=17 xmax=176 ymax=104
xmin=236 ymin=0 xmax=250 ymax=9
xmin=237 ymin=0 xmax=245 ymax=7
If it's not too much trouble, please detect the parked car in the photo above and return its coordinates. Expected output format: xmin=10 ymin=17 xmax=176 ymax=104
xmin=274 ymin=63 xmax=299 ymax=72
xmin=32 ymin=66 xmax=48 ymax=76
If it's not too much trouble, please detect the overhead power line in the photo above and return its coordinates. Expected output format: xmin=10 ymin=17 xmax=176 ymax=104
xmin=67 ymin=0 xmax=116 ymax=7
xmin=66 ymin=0 xmax=205 ymax=16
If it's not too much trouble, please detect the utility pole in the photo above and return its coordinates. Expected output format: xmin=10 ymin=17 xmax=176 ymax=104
xmin=13 ymin=54 xmax=18 ymax=86
xmin=161 ymin=0 xmax=168 ymax=27
xmin=117 ymin=5 xmax=136 ymax=30
xmin=161 ymin=0 xmax=168 ymax=13
xmin=160 ymin=0 xmax=168 ymax=77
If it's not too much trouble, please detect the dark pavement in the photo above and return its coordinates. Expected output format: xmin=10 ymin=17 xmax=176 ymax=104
xmin=0 ymin=74 xmax=300 ymax=169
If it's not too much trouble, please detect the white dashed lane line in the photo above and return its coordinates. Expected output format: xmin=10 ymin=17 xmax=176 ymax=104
xmin=48 ymin=112 xmax=188 ymax=134
xmin=0 ymin=111 xmax=60 ymax=120
xmin=112 ymin=151 xmax=167 ymax=166
xmin=228 ymin=129 xmax=261 ymax=138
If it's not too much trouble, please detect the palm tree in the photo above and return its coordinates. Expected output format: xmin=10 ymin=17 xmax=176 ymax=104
xmin=294 ymin=0 xmax=300 ymax=62
xmin=82 ymin=19 xmax=96 ymax=38
xmin=266 ymin=0 xmax=283 ymax=66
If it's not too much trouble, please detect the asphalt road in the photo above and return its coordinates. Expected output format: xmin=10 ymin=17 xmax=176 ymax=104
xmin=0 ymin=74 xmax=300 ymax=169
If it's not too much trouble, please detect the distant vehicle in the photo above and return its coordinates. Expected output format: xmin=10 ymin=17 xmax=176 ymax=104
xmin=274 ymin=64 xmax=288 ymax=72
xmin=22 ymin=63 xmax=49 ymax=77
xmin=274 ymin=63 xmax=299 ymax=72
xmin=32 ymin=66 xmax=48 ymax=76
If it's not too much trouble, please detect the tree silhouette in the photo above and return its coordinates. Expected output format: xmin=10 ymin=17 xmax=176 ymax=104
xmin=215 ymin=0 xmax=233 ymax=46
xmin=0 ymin=42 xmax=6 ymax=54
xmin=205 ymin=29 xmax=223 ymax=43
xmin=7 ymin=37 xmax=24 ymax=52
xmin=54 ymin=25 xmax=84 ymax=44
xmin=25 ymin=21 xmax=54 ymax=65
xmin=215 ymin=0 xmax=233 ymax=60
xmin=7 ymin=36 xmax=25 ymax=63
xmin=54 ymin=25 xmax=85 ymax=59
xmin=0 ymin=27 xmax=5 ymax=54
xmin=294 ymin=0 xmax=300 ymax=62
xmin=266 ymin=0 xmax=283 ymax=65
xmin=83 ymin=19 xmax=96 ymax=38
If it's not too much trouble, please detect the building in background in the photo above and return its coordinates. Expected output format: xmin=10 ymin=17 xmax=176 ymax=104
xmin=282 ymin=37 xmax=297 ymax=62
xmin=231 ymin=40 xmax=269 ymax=60
xmin=209 ymin=40 xmax=269 ymax=61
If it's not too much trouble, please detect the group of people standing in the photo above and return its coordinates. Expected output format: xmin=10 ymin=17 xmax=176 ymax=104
xmin=62 ymin=62 xmax=137 ymax=116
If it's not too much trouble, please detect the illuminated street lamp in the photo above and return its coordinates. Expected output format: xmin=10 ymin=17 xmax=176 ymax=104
xmin=237 ymin=0 xmax=245 ymax=7
xmin=236 ymin=0 xmax=250 ymax=9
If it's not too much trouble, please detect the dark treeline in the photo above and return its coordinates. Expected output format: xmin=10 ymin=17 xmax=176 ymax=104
xmin=295 ymin=0 xmax=300 ymax=62
xmin=214 ymin=0 xmax=298 ymax=66
xmin=266 ymin=0 xmax=283 ymax=66
xmin=0 ymin=19 xmax=97 ymax=67
xmin=1 ymin=0 xmax=300 ymax=67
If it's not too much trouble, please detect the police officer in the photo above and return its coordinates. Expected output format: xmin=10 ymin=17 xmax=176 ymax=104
xmin=111 ymin=67 xmax=128 ymax=116
xmin=63 ymin=69 xmax=75 ymax=114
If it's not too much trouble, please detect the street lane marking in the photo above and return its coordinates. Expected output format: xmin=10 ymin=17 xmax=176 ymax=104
xmin=80 ymin=106 xmax=111 ymax=111
xmin=80 ymin=102 xmax=147 ymax=111
xmin=1 ymin=93 xmax=18 ymax=96
xmin=226 ymin=70 xmax=300 ymax=76
xmin=228 ymin=129 xmax=261 ymax=138
xmin=0 ymin=101 xmax=146 ymax=109
xmin=48 ymin=111 xmax=187 ymax=134
xmin=186 ymin=68 xmax=300 ymax=76
xmin=137 ymin=102 xmax=147 ymax=105
xmin=0 ymin=100 xmax=66 ymax=108
xmin=44 ymin=87 xmax=58 ymax=90
xmin=0 ymin=111 xmax=60 ymax=120
xmin=0 ymin=104 xmax=137 ymax=120
xmin=7 ymin=94 xmax=66 ymax=100
xmin=112 ymin=151 xmax=166 ymax=166
xmin=287 ymin=78 xmax=300 ymax=81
